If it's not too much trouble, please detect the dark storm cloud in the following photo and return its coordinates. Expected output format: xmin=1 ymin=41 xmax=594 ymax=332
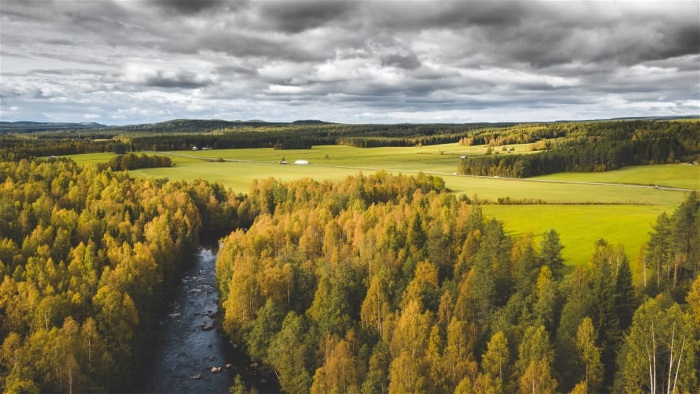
xmin=365 ymin=1 xmax=526 ymax=31
xmin=259 ymin=1 xmax=357 ymax=33
xmin=141 ymin=71 xmax=212 ymax=89
xmin=151 ymin=0 xmax=225 ymax=13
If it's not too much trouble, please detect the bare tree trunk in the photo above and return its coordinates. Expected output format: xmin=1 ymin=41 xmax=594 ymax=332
xmin=670 ymin=335 xmax=686 ymax=394
xmin=652 ymin=323 xmax=657 ymax=393
xmin=667 ymin=324 xmax=675 ymax=394
xmin=647 ymin=351 xmax=654 ymax=394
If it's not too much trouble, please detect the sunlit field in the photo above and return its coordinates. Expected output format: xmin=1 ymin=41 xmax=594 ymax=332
xmin=534 ymin=164 xmax=699 ymax=191
xmin=69 ymin=146 xmax=691 ymax=204
xmin=481 ymin=204 xmax=673 ymax=275
xmin=68 ymin=144 xmax=693 ymax=269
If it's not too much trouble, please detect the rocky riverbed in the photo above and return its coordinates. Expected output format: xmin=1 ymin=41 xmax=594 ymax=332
xmin=137 ymin=248 xmax=279 ymax=393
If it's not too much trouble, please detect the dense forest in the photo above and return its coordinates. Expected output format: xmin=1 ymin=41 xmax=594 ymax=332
xmin=216 ymin=173 xmax=700 ymax=394
xmin=458 ymin=120 xmax=700 ymax=177
xmin=0 ymin=159 xmax=248 ymax=392
xmin=98 ymin=153 xmax=174 ymax=172
xmin=0 ymin=121 xmax=492 ymax=160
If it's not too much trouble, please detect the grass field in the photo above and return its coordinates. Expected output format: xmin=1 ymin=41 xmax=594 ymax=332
xmin=481 ymin=204 xmax=672 ymax=276
xmin=534 ymin=164 xmax=699 ymax=191
xmin=67 ymin=144 xmax=693 ymax=269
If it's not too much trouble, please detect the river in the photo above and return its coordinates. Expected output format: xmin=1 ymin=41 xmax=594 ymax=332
xmin=137 ymin=248 xmax=279 ymax=394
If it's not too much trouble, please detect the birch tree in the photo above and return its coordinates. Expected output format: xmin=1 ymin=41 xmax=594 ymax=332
xmin=619 ymin=296 xmax=697 ymax=393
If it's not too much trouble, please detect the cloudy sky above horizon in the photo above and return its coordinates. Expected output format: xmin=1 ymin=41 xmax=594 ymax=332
xmin=1 ymin=0 xmax=698 ymax=125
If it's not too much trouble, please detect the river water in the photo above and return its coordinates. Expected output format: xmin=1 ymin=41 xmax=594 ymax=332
xmin=137 ymin=248 xmax=279 ymax=394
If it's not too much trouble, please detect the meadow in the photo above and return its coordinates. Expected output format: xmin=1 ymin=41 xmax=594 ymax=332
xmin=68 ymin=143 xmax=695 ymax=270
xmin=481 ymin=204 xmax=672 ymax=279
xmin=534 ymin=163 xmax=699 ymax=190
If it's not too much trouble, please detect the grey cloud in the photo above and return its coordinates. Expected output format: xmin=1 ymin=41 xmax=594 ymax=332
xmin=366 ymin=1 xmax=526 ymax=32
xmin=138 ymin=0 xmax=227 ymax=14
xmin=216 ymin=64 xmax=258 ymax=77
xmin=143 ymin=72 xmax=212 ymax=88
xmin=648 ymin=24 xmax=700 ymax=62
xmin=166 ymin=31 xmax=319 ymax=62
xmin=107 ymin=62 xmax=216 ymax=89
xmin=381 ymin=54 xmax=421 ymax=70
xmin=259 ymin=1 xmax=357 ymax=33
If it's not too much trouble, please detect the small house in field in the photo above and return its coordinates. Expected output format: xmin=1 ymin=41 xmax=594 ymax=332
xmin=294 ymin=160 xmax=309 ymax=165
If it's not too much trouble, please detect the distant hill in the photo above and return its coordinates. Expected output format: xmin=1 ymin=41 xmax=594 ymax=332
xmin=0 ymin=119 xmax=276 ymax=134
xmin=0 ymin=121 xmax=106 ymax=133
xmin=2 ymin=116 xmax=696 ymax=134
xmin=291 ymin=120 xmax=334 ymax=125
xmin=113 ymin=119 xmax=334 ymax=132
xmin=111 ymin=119 xmax=266 ymax=133
xmin=0 ymin=118 xmax=338 ymax=134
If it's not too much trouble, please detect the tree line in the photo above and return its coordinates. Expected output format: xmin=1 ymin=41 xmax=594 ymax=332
xmin=0 ymin=122 xmax=500 ymax=159
xmin=3 ymin=120 xmax=698 ymax=178
xmin=97 ymin=152 xmax=174 ymax=171
xmin=459 ymin=120 xmax=700 ymax=177
xmin=216 ymin=173 xmax=700 ymax=393
xmin=0 ymin=158 xmax=249 ymax=393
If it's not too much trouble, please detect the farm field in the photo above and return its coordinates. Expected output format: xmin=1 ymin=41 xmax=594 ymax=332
xmin=172 ymin=142 xmax=535 ymax=174
xmin=69 ymin=147 xmax=691 ymax=204
xmin=67 ymin=144 xmax=692 ymax=269
xmin=481 ymin=204 xmax=673 ymax=275
xmin=123 ymin=158 xmax=687 ymax=206
xmin=534 ymin=164 xmax=699 ymax=191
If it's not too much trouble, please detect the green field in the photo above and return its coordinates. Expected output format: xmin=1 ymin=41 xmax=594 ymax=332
xmin=534 ymin=164 xmax=699 ymax=191
xmin=69 ymin=152 xmax=119 ymax=165
xmin=67 ymin=144 xmax=693 ymax=269
xmin=481 ymin=204 xmax=672 ymax=277
xmin=68 ymin=147 xmax=689 ymax=205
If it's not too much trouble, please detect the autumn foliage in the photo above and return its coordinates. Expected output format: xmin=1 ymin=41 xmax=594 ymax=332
xmin=216 ymin=173 xmax=700 ymax=393
xmin=0 ymin=158 xmax=244 ymax=392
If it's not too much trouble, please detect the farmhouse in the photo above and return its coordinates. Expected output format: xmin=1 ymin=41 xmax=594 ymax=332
xmin=294 ymin=160 xmax=309 ymax=165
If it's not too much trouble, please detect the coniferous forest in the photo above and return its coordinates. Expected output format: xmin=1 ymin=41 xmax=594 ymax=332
xmin=0 ymin=119 xmax=698 ymax=393
xmin=216 ymin=173 xmax=699 ymax=394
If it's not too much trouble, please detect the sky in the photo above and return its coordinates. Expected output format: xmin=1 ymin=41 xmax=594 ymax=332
xmin=1 ymin=0 xmax=699 ymax=125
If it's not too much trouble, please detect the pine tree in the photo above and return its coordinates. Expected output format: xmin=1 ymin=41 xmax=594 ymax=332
xmin=541 ymin=229 xmax=565 ymax=281
xmin=588 ymin=240 xmax=621 ymax=389
xmin=613 ymin=253 xmax=637 ymax=332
